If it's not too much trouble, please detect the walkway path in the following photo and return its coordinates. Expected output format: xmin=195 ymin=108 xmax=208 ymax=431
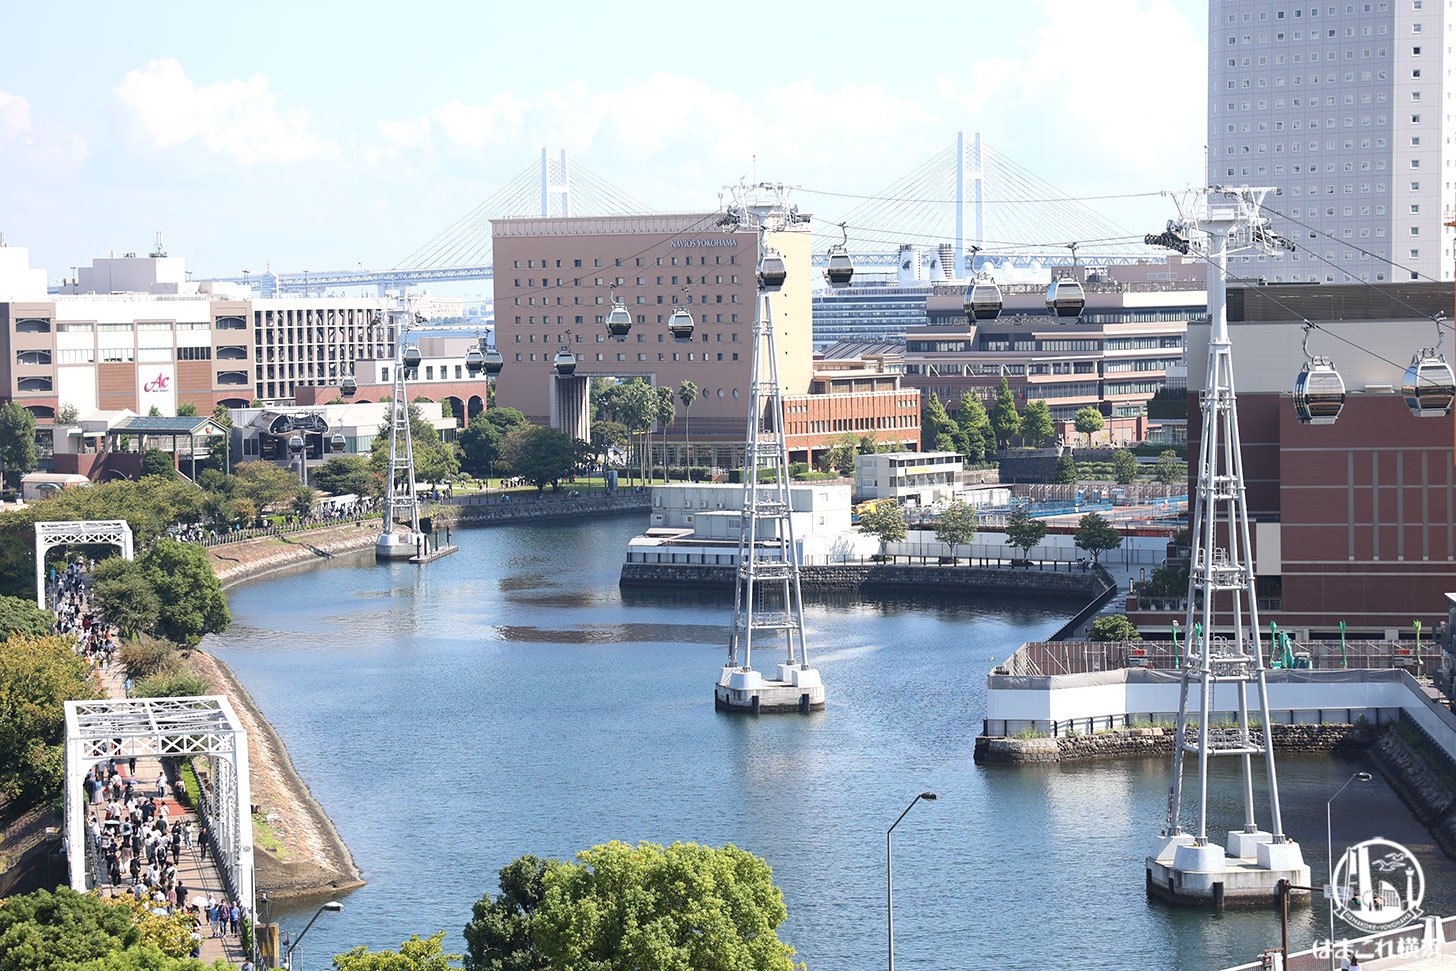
xmin=78 ymin=636 xmax=247 ymax=966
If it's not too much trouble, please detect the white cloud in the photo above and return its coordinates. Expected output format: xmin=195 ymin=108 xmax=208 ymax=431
xmin=0 ymin=89 xmax=88 ymax=172
xmin=112 ymin=58 xmax=333 ymax=165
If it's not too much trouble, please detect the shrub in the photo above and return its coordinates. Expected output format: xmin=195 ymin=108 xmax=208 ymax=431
xmin=120 ymin=635 xmax=176 ymax=679
xmin=132 ymin=670 xmax=211 ymax=699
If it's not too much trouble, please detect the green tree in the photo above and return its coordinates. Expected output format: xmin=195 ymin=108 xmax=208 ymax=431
xmin=1073 ymin=406 xmax=1104 ymax=448
xmin=1155 ymin=449 xmax=1183 ymax=485
xmin=0 ymin=637 xmax=97 ymax=799
xmin=921 ymin=393 xmax=958 ymax=453
xmin=56 ymin=403 xmax=80 ymax=426
xmin=499 ymin=425 xmax=577 ymax=491
xmin=955 ymin=392 xmax=992 ymax=462
xmin=440 ymin=398 xmax=454 ymax=419
xmin=934 ymin=501 xmax=978 ymax=560
xmin=857 ymin=433 xmax=880 ymax=455
xmin=988 ymin=378 xmax=1022 ymax=450
xmin=531 ymin=841 xmax=800 ymax=971
xmin=459 ymin=422 xmax=504 ymax=480
xmin=1111 ymin=449 xmax=1139 ymax=485
xmin=0 ymin=595 xmax=53 ymax=640
xmin=0 ymin=401 xmax=38 ymax=489
xmin=678 ymin=380 xmax=698 ymax=470
xmin=821 ymin=433 xmax=859 ymax=477
xmin=1004 ymin=505 xmax=1048 ymax=560
xmin=1052 ymin=451 xmax=1077 ymax=485
xmin=233 ymin=461 xmax=302 ymax=510
xmin=371 ymin=403 xmax=459 ymax=485
xmin=140 ymin=449 xmax=177 ymax=479
xmin=1020 ymin=399 xmax=1056 ymax=448
xmin=0 ymin=888 xmax=223 ymax=971
xmin=208 ymin=405 xmax=233 ymax=474
xmin=334 ymin=933 xmax=460 ymax=971
xmin=464 ymin=855 xmax=555 ymax=971
xmin=90 ymin=560 xmax=161 ymax=640
xmin=589 ymin=421 xmax=629 ymax=474
xmin=311 ymin=455 xmax=379 ymax=498
xmin=858 ymin=501 xmax=907 ymax=556
xmin=291 ymin=486 xmax=317 ymax=518
xmin=1074 ymin=511 xmax=1122 ymax=564
xmin=138 ymin=539 xmax=229 ymax=647
xmin=175 ymin=402 xmax=198 ymax=418
xmin=1090 ymin=615 xmax=1142 ymax=642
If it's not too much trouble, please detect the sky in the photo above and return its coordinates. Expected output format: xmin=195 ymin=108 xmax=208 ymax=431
xmin=0 ymin=0 xmax=1208 ymax=288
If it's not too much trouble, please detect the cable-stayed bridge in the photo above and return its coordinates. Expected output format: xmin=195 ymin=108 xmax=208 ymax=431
xmin=210 ymin=135 xmax=1159 ymax=297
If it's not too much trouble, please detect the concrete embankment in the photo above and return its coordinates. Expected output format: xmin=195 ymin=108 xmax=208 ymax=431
xmin=182 ymin=650 xmax=364 ymax=898
xmin=451 ymin=492 xmax=649 ymax=526
xmin=621 ymin=561 xmax=1108 ymax=597
xmin=210 ymin=521 xmax=379 ymax=590
xmin=974 ymin=723 xmax=1376 ymax=764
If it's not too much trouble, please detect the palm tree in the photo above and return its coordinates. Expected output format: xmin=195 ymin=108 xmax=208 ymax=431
xmin=654 ymin=386 xmax=676 ymax=481
xmin=678 ymin=380 xmax=698 ymax=477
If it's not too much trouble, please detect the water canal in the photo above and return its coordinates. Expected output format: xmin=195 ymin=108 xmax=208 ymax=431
xmin=204 ymin=514 xmax=1455 ymax=971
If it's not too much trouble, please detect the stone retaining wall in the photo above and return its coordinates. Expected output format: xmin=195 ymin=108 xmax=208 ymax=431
xmin=1368 ymin=726 xmax=1456 ymax=860
xmin=974 ymin=723 xmax=1376 ymax=764
xmin=452 ymin=494 xmax=649 ymax=526
xmin=620 ymin=562 xmax=1104 ymax=597
xmin=211 ymin=521 xmax=379 ymax=589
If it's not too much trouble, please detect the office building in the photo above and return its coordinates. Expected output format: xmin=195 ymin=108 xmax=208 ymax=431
xmin=900 ymin=279 xmax=1206 ymax=426
xmin=1208 ymin=0 xmax=1456 ymax=282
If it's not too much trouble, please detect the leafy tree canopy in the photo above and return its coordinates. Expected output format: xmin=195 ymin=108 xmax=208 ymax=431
xmin=1020 ymin=399 xmax=1056 ymax=449
xmin=955 ymin=392 xmax=992 ymax=461
xmin=311 ymin=455 xmax=380 ymax=498
xmin=1052 ymin=451 xmax=1077 ymax=485
xmin=334 ymin=933 xmax=460 ymax=971
xmin=988 ymin=378 xmax=1022 ymax=451
xmin=1004 ymin=505 xmax=1048 ymax=558
xmin=499 ymin=425 xmax=578 ymax=491
xmin=934 ymin=501 xmax=979 ymax=553
xmin=1073 ymin=407 xmax=1104 ymax=447
xmin=859 ymin=501 xmax=907 ymax=553
xmin=0 ymin=595 xmax=53 ymax=640
xmin=1111 ymin=449 xmax=1139 ymax=485
xmin=0 ymin=888 xmax=222 ymax=971
xmin=1074 ymin=511 xmax=1122 ymax=563
xmin=140 ymin=450 xmax=177 ymax=480
xmin=139 ymin=539 xmax=229 ymax=647
xmin=1155 ymin=449 xmax=1184 ymax=485
xmin=1090 ymin=615 xmax=1142 ymax=642
xmin=464 ymin=855 xmax=555 ymax=971
xmin=0 ymin=636 xmax=99 ymax=799
xmin=0 ymin=401 xmax=39 ymax=489
xmin=532 ymin=841 xmax=800 ymax=971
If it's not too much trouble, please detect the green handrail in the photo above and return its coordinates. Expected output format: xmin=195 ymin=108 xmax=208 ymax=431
xmin=1339 ymin=620 xmax=1348 ymax=669
xmin=1171 ymin=622 xmax=1180 ymax=668
xmin=1415 ymin=620 xmax=1423 ymax=663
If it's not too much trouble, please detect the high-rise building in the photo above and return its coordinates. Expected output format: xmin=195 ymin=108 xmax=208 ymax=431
xmin=1208 ymin=0 xmax=1455 ymax=283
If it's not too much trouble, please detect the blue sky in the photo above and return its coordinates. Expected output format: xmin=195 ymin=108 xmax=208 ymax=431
xmin=0 ymin=0 xmax=1207 ymax=286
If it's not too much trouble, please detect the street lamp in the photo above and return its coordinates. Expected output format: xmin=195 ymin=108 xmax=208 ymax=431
xmin=888 ymin=791 xmax=937 ymax=971
xmin=285 ymin=900 xmax=342 ymax=971
xmin=1327 ymin=771 xmax=1372 ymax=970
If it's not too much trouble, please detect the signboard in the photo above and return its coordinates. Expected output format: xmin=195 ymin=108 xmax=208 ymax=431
xmin=135 ymin=365 xmax=176 ymax=416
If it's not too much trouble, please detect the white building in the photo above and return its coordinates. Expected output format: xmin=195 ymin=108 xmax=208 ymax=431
xmin=627 ymin=483 xmax=877 ymax=565
xmin=853 ymin=451 xmax=967 ymax=505
xmin=1208 ymin=0 xmax=1456 ymax=283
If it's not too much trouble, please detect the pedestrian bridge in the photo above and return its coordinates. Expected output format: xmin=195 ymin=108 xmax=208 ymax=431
xmin=63 ymin=696 xmax=254 ymax=913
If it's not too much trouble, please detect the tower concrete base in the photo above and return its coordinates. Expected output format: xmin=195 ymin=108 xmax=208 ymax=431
xmin=375 ymin=528 xmax=424 ymax=561
xmin=715 ymin=666 xmax=825 ymax=714
xmin=1146 ymin=837 xmax=1311 ymax=909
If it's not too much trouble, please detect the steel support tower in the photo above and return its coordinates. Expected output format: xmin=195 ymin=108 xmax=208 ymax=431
xmin=715 ymin=183 xmax=825 ymax=714
xmin=376 ymin=305 xmax=424 ymax=560
xmin=1146 ymin=187 xmax=1309 ymax=906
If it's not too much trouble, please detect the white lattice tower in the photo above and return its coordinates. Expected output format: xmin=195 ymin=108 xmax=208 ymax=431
xmin=383 ymin=305 xmax=420 ymax=539
xmin=723 ymin=183 xmax=811 ymax=677
xmin=1163 ymin=187 xmax=1297 ymax=849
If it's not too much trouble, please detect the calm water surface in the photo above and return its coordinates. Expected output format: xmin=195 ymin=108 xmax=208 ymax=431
xmin=204 ymin=515 xmax=1455 ymax=971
